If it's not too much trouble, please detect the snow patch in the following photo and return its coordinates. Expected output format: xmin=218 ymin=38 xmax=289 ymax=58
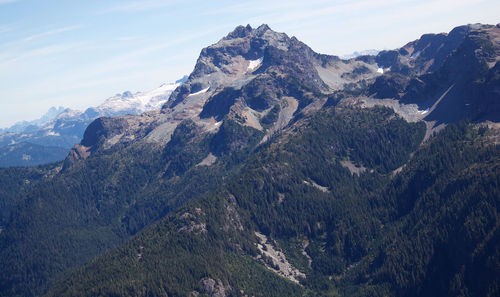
xmin=188 ymin=87 xmax=210 ymax=97
xmin=55 ymin=109 xmax=82 ymax=120
xmin=411 ymin=50 xmax=421 ymax=58
xmin=98 ymin=81 xmax=181 ymax=114
xmin=45 ymin=131 xmax=60 ymax=137
xmin=377 ymin=68 xmax=384 ymax=74
xmin=417 ymin=108 xmax=429 ymax=115
xmin=247 ymin=57 xmax=263 ymax=71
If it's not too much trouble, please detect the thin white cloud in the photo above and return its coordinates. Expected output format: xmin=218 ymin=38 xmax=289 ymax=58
xmin=1 ymin=27 xmax=219 ymax=102
xmin=0 ymin=25 xmax=82 ymax=53
xmin=247 ymin=0 xmax=415 ymax=26
xmin=0 ymin=24 xmax=13 ymax=34
xmin=66 ymin=26 xmax=222 ymax=79
xmin=115 ymin=36 xmax=140 ymax=42
xmin=0 ymin=0 xmax=18 ymax=4
xmin=99 ymin=0 xmax=180 ymax=14
xmin=201 ymin=0 xmax=333 ymax=16
xmin=0 ymin=42 xmax=85 ymax=67
xmin=22 ymin=25 xmax=82 ymax=42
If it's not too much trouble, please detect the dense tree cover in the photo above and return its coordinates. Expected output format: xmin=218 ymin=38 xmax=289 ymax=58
xmin=2 ymin=23 xmax=498 ymax=297
xmin=47 ymin=191 xmax=303 ymax=297
xmin=0 ymin=119 xmax=253 ymax=297
xmin=0 ymin=143 xmax=68 ymax=167
xmin=0 ymin=164 xmax=57 ymax=226
xmin=47 ymin=106 xmax=465 ymax=297
xmin=1 ymin=101 xmax=498 ymax=297
xmin=343 ymin=123 xmax=500 ymax=297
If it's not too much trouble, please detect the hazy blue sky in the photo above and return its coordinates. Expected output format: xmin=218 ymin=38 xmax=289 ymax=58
xmin=0 ymin=0 xmax=498 ymax=127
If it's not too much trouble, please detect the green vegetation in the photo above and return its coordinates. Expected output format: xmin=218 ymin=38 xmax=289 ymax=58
xmin=0 ymin=143 xmax=68 ymax=167
xmin=45 ymin=106 xmax=463 ymax=297
xmin=0 ymin=122 xmax=235 ymax=296
xmin=0 ymin=165 xmax=53 ymax=226
xmin=344 ymin=123 xmax=500 ymax=297
xmin=0 ymin=103 xmax=497 ymax=297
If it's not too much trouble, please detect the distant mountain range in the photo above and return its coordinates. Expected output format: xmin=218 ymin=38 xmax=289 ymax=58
xmin=0 ymin=106 xmax=66 ymax=134
xmin=0 ymin=76 xmax=187 ymax=167
xmin=340 ymin=49 xmax=381 ymax=60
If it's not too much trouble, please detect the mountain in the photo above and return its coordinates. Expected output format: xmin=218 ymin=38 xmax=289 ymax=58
xmin=340 ymin=49 xmax=381 ymax=60
xmin=0 ymin=24 xmax=498 ymax=297
xmin=0 ymin=106 xmax=65 ymax=134
xmin=0 ymin=77 xmax=186 ymax=167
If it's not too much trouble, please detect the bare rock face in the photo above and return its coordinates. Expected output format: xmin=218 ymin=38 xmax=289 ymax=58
xmin=369 ymin=24 xmax=500 ymax=125
xmin=200 ymin=278 xmax=229 ymax=297
xmin=164 ymin=24 xmax=312 ymax=112
xmin=372 ymin=24 xmax=474 ymax=76
xmin=62 ymin=144 xmax=91 ymax=170
xmin=80 ymin=117 xmax=130 ymax=148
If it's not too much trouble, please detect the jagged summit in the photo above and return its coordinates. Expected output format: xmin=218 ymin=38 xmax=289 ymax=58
xmin=179 ymin=23 xmax=293 ymax=82
xmin=224 ymin=24 xmax=252 ymax=39
xmin=164 ymin=24 xmax=325 ymax=111
xmin=224 ymin=24 xmax=272 ymax=40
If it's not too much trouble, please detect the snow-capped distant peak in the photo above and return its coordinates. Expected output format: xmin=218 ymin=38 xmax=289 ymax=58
xmin=97 ymin=80 xmax=183 ymax=114
xmin=1 ymin=106 xmax=66 ymax=133
xmin=55 ymin=108 xmax=82 ymax=120
xmin=341 ymin=49 xmax=381 ymax=60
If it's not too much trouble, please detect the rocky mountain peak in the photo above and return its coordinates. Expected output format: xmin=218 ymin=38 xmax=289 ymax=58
xmin=163 ymin=24 xmax=295 ymax=110
xmin=223 ymin=24 xmax=278 ymax=44
xmin=74 ymin=23 xmax=499 ymax=167
xmin=195 ymin=24 xmax=292 ymax=74
xmin=86 ymin=24 xmax=384 ymax=155
xmin=224 ymin=24 xmax=253 ymax=39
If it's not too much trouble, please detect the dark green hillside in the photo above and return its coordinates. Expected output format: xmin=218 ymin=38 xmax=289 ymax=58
xmin=47 ymin=119 xmax=498 ymax=297
xmin=46 ymin=106 xmax=430 ymax=297
xmin=0 ymin=125 xmax=243 ymax=297
xmin=46 ymin=192 xmax=304 ymax=297
xmin=0 ymin=142 xmax=68 ymax=167
xmin=0 ymin=165 xmax=54 ymax=227
xmin=343 ymin=123 xmax=500 ymax=297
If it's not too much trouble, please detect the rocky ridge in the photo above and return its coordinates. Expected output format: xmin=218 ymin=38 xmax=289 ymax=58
xmin=68 ymin=24 xmax=391 ymax=165
xmin=70 ymin=23 xmax=500 ymax=169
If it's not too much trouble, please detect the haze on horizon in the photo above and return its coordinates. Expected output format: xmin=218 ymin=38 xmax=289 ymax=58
xmin=1 ymin=0 xmax=499 ymax=128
